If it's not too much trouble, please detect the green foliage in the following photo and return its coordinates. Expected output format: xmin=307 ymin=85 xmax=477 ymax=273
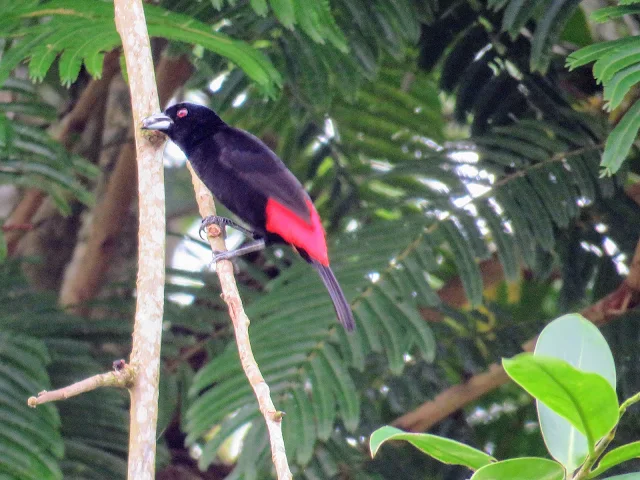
xmin=0 ymin=78 xmax=97 ymax=218
xmin=1 ymin=0 xmax=637 ymax=478
xmin=0 ymin=261 xmax=170 ymax=479
xmin=0 ymin=332 xmax=63 ymax=480
xmin=0 ymin=0 xmax=281 ymax=95
xmin=371 ymin=314 xmax=640 ymax=479
xmin=592 ymin=442 xmax=640 ymax=479
xmin=369 ymin=426 xmax=495 ymax=470
xmin=504 ymin=354 xmax=619 ymax=452
xmin=471 ymin=457 xmax=565 ymax=480
xmin=535 ymin=313 xmax=617 ymax=470
xmin=185 ymin=219 xmax=439 ymax=474
xmin=566 ymin=1 xmax=640 ymax=175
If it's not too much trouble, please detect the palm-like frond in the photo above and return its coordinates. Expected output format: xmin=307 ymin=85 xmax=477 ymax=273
xmin=0 ymin=0 xmax=281 ymax=94
xmin=0 ymin=261 xmax=172 ymax=479
xmin=0 ymin=77 xmax=99 ymax=257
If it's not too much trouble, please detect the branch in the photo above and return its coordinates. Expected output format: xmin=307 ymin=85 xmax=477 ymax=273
xmin=187 ymin=164 xmax=293 ymax=480
xmin=114 ymin=2 xmax=166 ymax=479
xmin=28 ymin=361 xmax=134 ymax=407
xmin=420 ymin=256 xmax=505 ymax=322
xmin=394 ymin=239 xmax=640 ymax=432
xmin=58 ymin=53 xmax=193 ymax=312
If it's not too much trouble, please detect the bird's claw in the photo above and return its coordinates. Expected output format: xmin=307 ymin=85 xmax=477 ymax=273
xmin=207 ymin=250 xmax=231 ymax=269
xmin=199 ymin=216 xmax=225 ymax=241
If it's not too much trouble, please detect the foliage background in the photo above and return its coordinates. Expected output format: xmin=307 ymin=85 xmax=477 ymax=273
xmin=2 ymin=0 xmax=640 ymax=479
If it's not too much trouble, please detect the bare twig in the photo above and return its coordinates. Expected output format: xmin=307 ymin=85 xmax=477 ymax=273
xmin=114 ymin=2 xmax=166 ymax=479
xmin=187 ymin=163 xmax=293 ymax=480
xmin=28 ymin=364 xmax=134 ymax=407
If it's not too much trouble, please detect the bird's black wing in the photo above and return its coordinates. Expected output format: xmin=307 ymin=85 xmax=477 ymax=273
xmin=216 ymin=127 xmax=311 ymax=222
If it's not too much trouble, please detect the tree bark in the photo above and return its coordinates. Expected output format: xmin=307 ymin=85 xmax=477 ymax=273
xmin=58 ymin=53 xmax=192 ymax=312
xmin=114 ymin=2 xmax=166 ymax=478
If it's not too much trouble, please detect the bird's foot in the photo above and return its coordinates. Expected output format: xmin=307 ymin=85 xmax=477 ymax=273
xmin=199 ymin=216 xmax=226 ymax=240
xmin=199 ymin=215 xmax=257 ymax=240
xmin=207 ymin=250 xmax=233 ymax=269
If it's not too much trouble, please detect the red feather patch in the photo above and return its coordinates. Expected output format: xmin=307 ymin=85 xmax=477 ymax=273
xmin=265 ymin=198 xmax=329 ymax=266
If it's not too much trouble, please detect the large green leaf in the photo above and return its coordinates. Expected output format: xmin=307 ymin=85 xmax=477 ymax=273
xmin=503 ymin=354 xmax=619 ymax=450
xmin=534 ymin=313 xmax=616 ymax=471
xmin=471 ymin=457 xmax=564 ymax=480
xmin=370 ymin=426 xmax=495 ymax=470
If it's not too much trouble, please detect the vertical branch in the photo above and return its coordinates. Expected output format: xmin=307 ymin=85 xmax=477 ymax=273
xmin=189 ymin=165 xmax=293 ymax=480
xmin=113 ymin=2 xmax=166 ymax=479
xmin=58 ymin=54 xmax=192 ymax=311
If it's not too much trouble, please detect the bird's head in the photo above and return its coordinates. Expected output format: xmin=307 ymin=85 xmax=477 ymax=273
xmin=141 ymin=102 xmax=225 ymax=151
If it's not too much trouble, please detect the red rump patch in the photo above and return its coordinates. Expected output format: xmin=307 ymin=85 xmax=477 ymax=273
xmin=265 ymin=198 xmax=329 ymax=266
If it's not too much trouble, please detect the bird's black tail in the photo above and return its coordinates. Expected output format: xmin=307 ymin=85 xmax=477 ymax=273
xmin=311 ymin=260 xmax=355 ymax=331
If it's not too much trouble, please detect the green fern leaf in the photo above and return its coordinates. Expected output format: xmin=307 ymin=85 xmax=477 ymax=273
xmin=0 ymin=0 xmax=282 ymax=94
xmin=269 ymin=0 xmax=295 ymax=28
xmin=531 ymin=0 xmax=583 ymax=73
xmin=0 ymin=333 xmax=63 ymax=480
xmin=601 ymin=100 xmax=640 ymax=175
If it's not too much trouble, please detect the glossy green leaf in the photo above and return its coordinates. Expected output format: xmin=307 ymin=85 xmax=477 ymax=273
xmin=503 ymin=354 xmax=619 ymax=450
xmin=591 ymin=442 xmax=640 ymax=478
xmin=471 ymin=457 xmax=564 ymax=480
xmin=599 ymin=474 xmax=640 ymax=480
xmin=370 ymin=426 xmax=495 ymax=470
xmin=534 ymin=313 xmax=616 ymax=471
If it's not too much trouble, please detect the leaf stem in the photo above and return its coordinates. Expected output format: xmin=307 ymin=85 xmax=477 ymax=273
xmin=572 ymin=392 xmax=640 ymax=479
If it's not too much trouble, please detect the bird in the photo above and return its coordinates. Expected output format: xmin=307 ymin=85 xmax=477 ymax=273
xmin=142 ymin=102 xmax=354 ymax=331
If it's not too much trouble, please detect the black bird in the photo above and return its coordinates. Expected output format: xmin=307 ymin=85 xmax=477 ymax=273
xmin=142 ymin=103 xmax=354 ymax=330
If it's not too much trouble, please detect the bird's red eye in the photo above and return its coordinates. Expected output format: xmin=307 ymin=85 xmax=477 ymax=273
xmin=177 ymin=108 xmax=188 ymax=118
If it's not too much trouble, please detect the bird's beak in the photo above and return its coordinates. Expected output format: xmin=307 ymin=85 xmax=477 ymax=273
xmin=141 ymin=113 xmax=173 ymax=132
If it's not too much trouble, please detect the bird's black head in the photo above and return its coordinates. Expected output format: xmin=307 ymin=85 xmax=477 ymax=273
xmin=141 ymin=102 xmax=225 ymax=152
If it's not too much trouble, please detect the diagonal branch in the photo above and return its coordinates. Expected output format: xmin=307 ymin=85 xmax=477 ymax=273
xmin=188 ymin=164 xmax=293 ymax=480
xmin=393 ymin=237 xmax=640 ymax=433
xmin=28 ymin=361 xmax=134 ymax=407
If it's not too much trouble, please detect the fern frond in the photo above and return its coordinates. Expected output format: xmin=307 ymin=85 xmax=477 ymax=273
xmin=0 ymin=0 xmax=281 ymax=94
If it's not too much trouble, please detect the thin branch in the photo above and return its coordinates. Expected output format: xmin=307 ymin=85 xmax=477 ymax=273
xmin=58 ymin=53 xmax=193 ymax=312
xmin=114 ymin=2 xmax=166 ymax=479
xmin=28 ymin=362 xmax=134 ymax=407
xmin=187 ymin=163 xmax=293 ymax=480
